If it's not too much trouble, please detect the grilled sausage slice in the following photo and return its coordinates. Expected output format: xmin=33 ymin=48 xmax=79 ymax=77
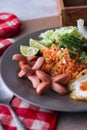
xmin=51 ymin=82 xmax=67 ymax=95
xmin=32 ymin=57 xmax=44 ymax=70
xmin=12 ymin=54 xmax=27 ymax=63
xmin=28 ymin=75 xmax=40 ymax=88
xmin=52 ymin=74 xmax=68 ymax=83
xmin=36 ymin=81 xmax=50 ymax=95
xmin=21 ymin=64 xmax=34 ymax=76
xmin=36 ymin=70 xmax=51 ymax=82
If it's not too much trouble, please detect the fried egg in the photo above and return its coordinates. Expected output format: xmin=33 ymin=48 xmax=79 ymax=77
xmin=68 ymin=69 xmax=87 ymax=101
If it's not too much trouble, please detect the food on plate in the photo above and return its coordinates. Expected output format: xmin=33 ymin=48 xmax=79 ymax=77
xmin=40 ymin=44 xmax=87 ymax=84
xmin=20 ymin=45 xmax=39 ymax=57
xmin=12 ymin=54 xmax=68 ymax=95
xmin=12 ymin=22 xmax=87 ymax=100
xmin=29 ymin=38 xmax=46 ymax=49
xmin=39 ymin=26 xmax=82 ymax=47
xmin=32 ymin=57 xmax=45 ymax=70
xmin=69 ymin=69 xmax=87 ymax=101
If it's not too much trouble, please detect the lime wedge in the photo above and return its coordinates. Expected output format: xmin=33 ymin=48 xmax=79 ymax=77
xmin=20 ymin=45 xmax=39 ymax=57
xmin=29 ymin=38 xmax=45 ymax=50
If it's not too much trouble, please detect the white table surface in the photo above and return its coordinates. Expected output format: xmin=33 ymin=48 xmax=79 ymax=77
xmin=0 ymin=0 xmax=58 ymax=20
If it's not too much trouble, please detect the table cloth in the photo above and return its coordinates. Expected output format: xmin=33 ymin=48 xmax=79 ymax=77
xmin=0 ymin=97 xmax=58 ymax=130
xmin=0 ymin=12 xmax=22 ymax=55
xmin=0 ymin=13 xmax=22 ymax=38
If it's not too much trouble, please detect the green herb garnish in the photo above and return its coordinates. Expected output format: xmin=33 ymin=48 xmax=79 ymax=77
xmin=80 ymin=52 xmax=87 ymax=59
xmin=59 ymin=34 xmax=87 ymax=58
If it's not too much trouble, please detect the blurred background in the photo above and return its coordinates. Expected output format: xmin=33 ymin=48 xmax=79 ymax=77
xmin=0 ymin=0 xmax=58 ymax=20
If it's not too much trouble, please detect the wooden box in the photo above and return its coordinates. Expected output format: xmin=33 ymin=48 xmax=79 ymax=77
xmin=57 ymin=0 xmax=87 ymax=26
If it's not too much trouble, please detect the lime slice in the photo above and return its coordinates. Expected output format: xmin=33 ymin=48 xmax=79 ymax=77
xmin=20 ymin=45 xmax=39 ymax=57
xmin=29 ymin=38 xmax=45 ymax=50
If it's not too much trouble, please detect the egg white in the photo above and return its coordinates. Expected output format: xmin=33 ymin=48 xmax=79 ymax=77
xmin=69 ymin=74 xmax=87 ymax=101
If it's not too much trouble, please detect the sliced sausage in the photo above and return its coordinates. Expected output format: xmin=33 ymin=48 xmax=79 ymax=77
xmin=27 ymin=56 xmax=38 ymax=62
xmin=51 ymin=82 xmax=67 ymax=95
xmin=36 ymin=70 xmax=51 ymax=82
xmin=21 ymin=64 xmax=34 ymax=76
xmin=28 ymin=61 xmax=36 ymax=67
xmin=36 ymin=81 xmax=50 ymax=95
xmin=18 ymin=70 xmax=26 ymax=78
xmin=28 ymin=75 xmax=40 ymax=88
xmin=32 ymin=57 xmax=45 ymax=70
xmin=52 ymin=74 xmax=68 ymax=83
xmin=12 ymin=54 xmax=27 ymax=62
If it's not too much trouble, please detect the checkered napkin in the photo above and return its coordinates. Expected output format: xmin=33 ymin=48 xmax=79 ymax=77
xmin=0 ymin=38 xmax=15 ymax=56
xmin=0 ymin=13 xmax=22 ymax=38
xmin=0 ymin=12 xmax=22 ymax=56
xmin=0 ymin=97 xmax=58 ymax=130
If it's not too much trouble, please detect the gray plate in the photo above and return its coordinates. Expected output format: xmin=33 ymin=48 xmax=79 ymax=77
xmin=1 ymin=28 xmax=87 ymax=112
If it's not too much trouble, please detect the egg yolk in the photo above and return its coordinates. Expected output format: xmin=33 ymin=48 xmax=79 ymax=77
xmin=80 ymin=81 xmax=87 ymax=91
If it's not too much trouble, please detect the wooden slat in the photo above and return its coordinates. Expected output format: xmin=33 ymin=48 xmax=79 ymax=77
xmin=63 ymin=0 xmax=87 ymax=7
xmin=57 ymin=0 xmax=64 ymax=14
xmin=56 ymin=0 xmax=87 ymax=26
xmin=56 ymin=0 xmax=65 ymax=26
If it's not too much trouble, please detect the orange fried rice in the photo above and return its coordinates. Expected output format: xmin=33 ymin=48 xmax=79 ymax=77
xmin=41 ymin=45 xmax=87 ymax=84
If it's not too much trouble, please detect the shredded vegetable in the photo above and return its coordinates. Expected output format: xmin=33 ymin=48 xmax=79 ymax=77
xmin=39 ymin=26 xmax=82 ymax=47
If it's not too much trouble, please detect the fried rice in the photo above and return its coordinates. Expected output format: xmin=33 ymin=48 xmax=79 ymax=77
xmin=41 ymin=45 xmax=87 ymax=84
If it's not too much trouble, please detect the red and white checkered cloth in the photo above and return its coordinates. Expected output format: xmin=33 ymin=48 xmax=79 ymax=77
xmin=0 ymin=97 xmax=58 ymax=130
xmin=0 ymin=12 xmax=22 ymax=56
xmin=0 ymin=13 xmax=22 ymax=38
xmin=0 ymin=38 xmax=15 ymax=55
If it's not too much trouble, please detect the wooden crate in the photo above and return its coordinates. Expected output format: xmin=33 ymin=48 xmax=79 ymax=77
xmin=57 ymin=0 xmax=87 ymax=26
